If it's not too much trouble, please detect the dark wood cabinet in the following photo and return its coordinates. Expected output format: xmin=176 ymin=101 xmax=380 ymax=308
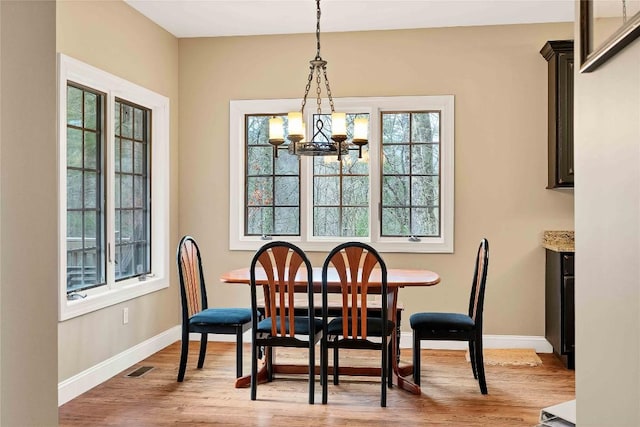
xmin=541 ymin=40 xmax=574 ymax=189
xmin=545 ymin=250 xmax=575 ymax=369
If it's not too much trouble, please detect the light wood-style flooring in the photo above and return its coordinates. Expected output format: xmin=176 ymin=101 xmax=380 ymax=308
xmin=59 ymin=341 xmax=575 ymax=426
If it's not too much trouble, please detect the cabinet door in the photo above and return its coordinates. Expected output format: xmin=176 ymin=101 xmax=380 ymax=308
xmin=557 ymin=52 xmax=574 ymax=186
xmin=562 ymin=275 xmax=575 ymax=353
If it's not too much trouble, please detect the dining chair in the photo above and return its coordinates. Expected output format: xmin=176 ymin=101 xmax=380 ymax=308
xmin=320 ymin=242 xmax=394 ymax=407
xmin=176 ymin=235 xmax=253 ymax=382
xmin=249 ymin=241 xmax=323 ymax=404
xmin=410 ymin=238 xmax=490 ymax=394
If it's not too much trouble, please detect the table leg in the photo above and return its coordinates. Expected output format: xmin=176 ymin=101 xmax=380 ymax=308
xmin=389 ymin=289 xmax=421 ymax=395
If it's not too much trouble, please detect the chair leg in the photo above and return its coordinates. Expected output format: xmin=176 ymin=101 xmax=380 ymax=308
xmin=333 ymin=344 xmax=339 ymax=385
xmin=474 ymin=336 xmax=488 ymax=394
xmin=387 ymin=340 xmax=393 ymax=388
xmin=308 ymin=341 xmax=315 ymax=405
xmin=468 ymin=340 xmax=478 ymax=380
xmin=251 ymin=339 xmax=258 ymax=401
xmin=177 ymin=329 xmax=190 ymax=382
xmin=321 ymin=338 xmax=329 ymax=405
xmin=412 ymin=331 xmax=421 ymax=386
xmin=266 ymin=347 xmax=273 ymax=382
xmin=197 ymin=334 xmax=208 ymax=369
xmin=236 ymin=328 xmax=243 ymax=378
xmin=381 ymin=337 xmax=387 ymax=407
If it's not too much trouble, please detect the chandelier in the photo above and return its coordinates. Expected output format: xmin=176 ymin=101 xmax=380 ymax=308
xmin=268 ymin=0 xmax=368 ymax=160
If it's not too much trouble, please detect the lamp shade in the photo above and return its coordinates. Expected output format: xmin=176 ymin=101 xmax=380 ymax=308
xmin=288 ymin=112 xmax=303 ymax=137
xmin=353 ymin=117 xmax=369 ymax=142
xmin=268 ymin=116 xmax=284 ymax=141
xmin=331 ymin=112 xmax=346 ymax=137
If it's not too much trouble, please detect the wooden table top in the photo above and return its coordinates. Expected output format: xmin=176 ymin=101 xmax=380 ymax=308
xmin=220 ymin=266 xmax=440 ymax=288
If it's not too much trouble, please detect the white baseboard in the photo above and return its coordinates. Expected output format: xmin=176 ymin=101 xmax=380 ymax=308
xmin=207 ymin=331 xmax=553 ymax=353
xmin=58 ymin=325 xmax=181 ymax=406
xmin=399 ymin=334 xmax=553 ymax=353
xmin=59 ymin=327 xmax=552 ymax=406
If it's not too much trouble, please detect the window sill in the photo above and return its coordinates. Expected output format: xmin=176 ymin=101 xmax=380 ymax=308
xmin=230 ymin=237 xmax=453 ymax=254
xmin=59 ymin=276 xmax=169 ymax=321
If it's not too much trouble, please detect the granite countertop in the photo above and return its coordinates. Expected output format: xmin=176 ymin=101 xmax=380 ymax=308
xmin=542 ymin=230 xmax=575 ymax=252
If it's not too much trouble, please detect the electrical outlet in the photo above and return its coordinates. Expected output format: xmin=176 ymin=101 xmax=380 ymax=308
xmin=123 ymin=307 xmax=129 ymax=325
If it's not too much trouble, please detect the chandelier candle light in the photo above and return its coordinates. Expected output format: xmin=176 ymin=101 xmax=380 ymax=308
xmin=268 ymin=0 xmax=368 ymax=160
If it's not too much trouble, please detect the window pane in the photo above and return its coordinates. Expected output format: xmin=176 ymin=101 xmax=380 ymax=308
xmin=343 ymin=148 xmax=369 ymax=175
xmin=314 ymin=157 xmax=340 ymax=175
xmin=411 ymin=112 xmax=439 ymax=143
xmin=382 ymin=208 xmax=410 ymax=235
xmin=382 ymin=176 xmax=409 ymax=206
xmin=411 ymin=144 xmax=439 ymax=175
xmin=314 ymin=207 xmax=339 ymax=236
xmin=134 ymin=176 xmax=144 ymax=208
xmin=247 ymin=177 xmax=273 ymax=206
xmin=342 ymin=176 xmax=368 ymax=205
xmin=83 ymin=211 xmax=97 ymax=248
xmin=274 ymin=207 xmax=299 ymax=235
xmin=274 ymin=176 xmax=299 ymax=205
xmin=120 ymin=104 xmax=133 ymax=138
xmin=84 ymin=92 xmax=97 ymax=130
xmin=247 ymin=146 xmax=273 ymax=175
xmin=411 ymin=207 xmax=440 ymax=236
xmin=121 ymin=139 xmax=133 ymax=173
xmin=115 ymin=174 xmax=121 ymax=209
xmin=119 ymin=210 xmax=133 ymax=242
xmin=121 ymin=175 xmax=133 ymax=208
xmin=67 ymin=211 xmax=82 ymax=241
xmin=67 ymin=86 xmax=83 ymax=126
xmin=411 ymin=176 xmax=439 ymax=206
xmin=67 ymin=128 xmax=83 ymax=168
xmin=84 ymin=132 xmax=97 ymax=169
xmin=134 ymin=210 xmax=146 ymax=240
xmin=114 ymin=138 xmax=121 ymax=172
xmin=342 ymin=207 xmax=368 ymax=237
xmin=246 ymin=115 xmax=270 ymax=146
xmin=84 ymin=172 xmax=98 ymax=208
xmin=382 ymin=113 xmax=409 ymax=143
xmin=134 ymin=108 xmax=144 ymax=140
xmin=67 ymin=169 xmax=83 ymax=209
xmin=274 ymin=150 xmax=299 ymax=175
xmin=116 ymin=244 xmax=134 ymax=280
xmin=382 ymin=145 xmax=409 ymax=175
xmin=314 ymin=176 xmax=340 ymax=205
xmin=135 ymin=242 xmax=150 ymax=275
xmin=247 ymin=207 xmax=273 ymax=235
xmin=134 ymin=141 xmax=144 ymax=174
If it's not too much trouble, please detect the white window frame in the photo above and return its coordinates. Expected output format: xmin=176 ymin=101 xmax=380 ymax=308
xmin=57 ymin=54 xmax=170 ymax=321
xmin=229 ymin=95 xmax=454 ymax=253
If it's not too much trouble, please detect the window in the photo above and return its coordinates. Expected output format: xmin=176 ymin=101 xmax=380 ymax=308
xmin=58 ymin=54 xmax=170 ymax=320
xmin=229 ymin=96 xmax=454 ymax=253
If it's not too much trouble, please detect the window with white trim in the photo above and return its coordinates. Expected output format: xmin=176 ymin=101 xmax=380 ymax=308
xmin=58 ymin=54 xmax=170 ymax=320
xmin=229 ymin=96 xmax=454 ymax=253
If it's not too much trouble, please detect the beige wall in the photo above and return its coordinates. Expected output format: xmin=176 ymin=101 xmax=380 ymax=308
xmin=1 ymin=1 xmax=58 ymax=424
xmin=56 ymin=0 xmax=180 ymax=380
xmin=574 ymin=8 xmax=640 ymax=426
xmin=179 ymin=23 xmax=574 ymax=337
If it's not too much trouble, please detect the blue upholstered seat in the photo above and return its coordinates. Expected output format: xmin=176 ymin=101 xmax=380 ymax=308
xmin=257 ymin=316 xmax=323 ymax=335
xmin=409 ymin=312 xmax=474 ymax=332
xmin=190 ymin=308 xmax=253 ymax=326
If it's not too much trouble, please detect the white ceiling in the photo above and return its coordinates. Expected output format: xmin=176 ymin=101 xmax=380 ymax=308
xmin=125 ymin=0 xmax=575 ymax=38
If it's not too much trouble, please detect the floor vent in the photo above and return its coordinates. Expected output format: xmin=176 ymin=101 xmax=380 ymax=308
xmin=125 ymin=366 xmax=154 ymax=378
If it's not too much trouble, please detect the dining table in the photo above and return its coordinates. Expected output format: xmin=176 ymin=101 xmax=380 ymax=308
xmin=220 ymin=266 xmax=440 ymax=395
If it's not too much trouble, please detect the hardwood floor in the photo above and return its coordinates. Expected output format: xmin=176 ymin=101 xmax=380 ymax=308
xmin=59 ymin=341 xmax=575 ymax=426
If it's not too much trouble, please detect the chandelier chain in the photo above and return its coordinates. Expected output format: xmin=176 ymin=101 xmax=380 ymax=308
xmin=316 ymin=68 xmax=322 ymax=114
xmin=315 ymin=0 xmax=322 ymax=59
xmin=623 ymin=0 xmax=627 ymax=23
xmin=323 ymin=67 xmax=336 ymax=113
